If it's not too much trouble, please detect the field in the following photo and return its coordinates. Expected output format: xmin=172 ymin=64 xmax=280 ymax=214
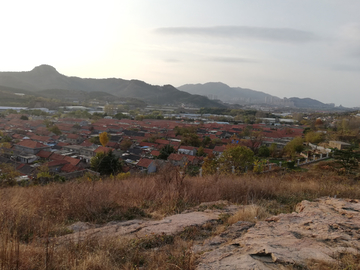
xmin=1 ymin=164 xmax=360 ymax=269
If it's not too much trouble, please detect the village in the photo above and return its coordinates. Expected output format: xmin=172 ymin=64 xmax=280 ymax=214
xmin=0 ymin=106 xmax=356 ymax=185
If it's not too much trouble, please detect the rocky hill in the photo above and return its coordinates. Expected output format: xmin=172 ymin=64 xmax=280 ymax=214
xmin=56 ymin=197 xmax=360 ymax=269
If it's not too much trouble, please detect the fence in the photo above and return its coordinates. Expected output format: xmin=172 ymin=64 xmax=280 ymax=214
xmin=198 ymin=152 xmax=331 ymax=176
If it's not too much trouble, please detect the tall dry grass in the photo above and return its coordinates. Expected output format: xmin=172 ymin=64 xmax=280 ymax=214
xmin=1 ymin=167 xmax=360 ymax=269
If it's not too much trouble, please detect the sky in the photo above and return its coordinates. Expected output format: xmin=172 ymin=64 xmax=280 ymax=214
xmin=0 ymin=0 xmax=360 ymax=107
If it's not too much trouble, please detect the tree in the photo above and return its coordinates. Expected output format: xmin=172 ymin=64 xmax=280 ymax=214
xmin=99 ymin=132 xmax=109 ymax=147
xmin=258 ymin=146 xmax=270 ymax=157
xmin=0 ymin=163 xmax=21 ymax=186
xmin=90 ymin=150 xmax=122 ymax=175
xmin=120 ymin=139 xmax=133 ymax=151
xmin=181 ymin=133 xmax=201 ymax=147
xmin=218 ymin=145 xmax=254 ymax=174
xmin=159 ymin=145 xmax=175 ymax=160
xmin=284 ymin=137 xmax=304 ymax=158
xmin=305 ymin=131 xmax=324 ymax=144
xmin=202 ymin=154 xmax=219 ymax=176
xmin=20 ymin=115 xmax=28 ymax=120
xmin=90 ymin=136 xmax=100 ymax=145
xmin=197 ymin=146 xmax=205 ymax=157
xmin=48 ymin=125 xmax=62 ymax=135
xmin=202 ymin=136 xmax=211 ymax=147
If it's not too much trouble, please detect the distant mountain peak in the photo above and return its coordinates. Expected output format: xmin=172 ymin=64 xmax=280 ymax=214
xmin=30 ymin=64 xmax=59 ymax=75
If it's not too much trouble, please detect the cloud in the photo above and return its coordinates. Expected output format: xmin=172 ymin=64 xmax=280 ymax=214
xmin=154 ymin=26 xmax=318 ymax=43
xmin=206 ymin=56 xmax=257 ymax=63
xmin=333 ymin=64 xmax=360 ymax=72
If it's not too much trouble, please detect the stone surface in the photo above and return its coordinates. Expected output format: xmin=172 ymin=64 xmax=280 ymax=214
xmin=58 ymin=200 xmax=242 ymax=244
xmin=196 ymin=197 xmax=360 ymax=269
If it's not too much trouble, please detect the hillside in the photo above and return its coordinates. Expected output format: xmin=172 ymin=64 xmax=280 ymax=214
xmin=0 ymin=65 xmax=225 ymax=108
xmin=0 ymin=85 xmax=39 ymax=106
xmin=178 ymin=82 xmax=280 ymax=104
xmin=1 ymin=168 xmax=360 ymax=269
xmin=289 ymin=97 xmax=335 ymax=109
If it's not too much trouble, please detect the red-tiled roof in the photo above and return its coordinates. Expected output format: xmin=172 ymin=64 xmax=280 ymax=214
xmin=80 ymin=140 xmax=93 ymax=147
xmin=63 ymin=156 xmax=81 ymax=166
xmin=155 ymin=139 xmax=170 ymax=145
xmin=168 ymin=153 xmax=185 ymax=161
xmin=16 ymin=140 xmax=48 ymax=149
xmin=150 ymin=150 xmax=160 ymax=156
xmin=67 ymin=134 xmax=80 ymax=139
xmin=46 ymin=160 xmax=69 ymax=167
xmin=213 ymin=145 xmax=226 ymax=152
xmin=49 ymin=153 xmax=65 ymax=160
xmin=61 ymin=163 xmax=80 ymax=173
xmin=137 ymin=158 xmax=153 ymax=168
xmin=36 ymin=150 xmax=52 ymax=159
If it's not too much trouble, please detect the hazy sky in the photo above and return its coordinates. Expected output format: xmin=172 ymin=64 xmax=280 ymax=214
xmin=1 ymin=0 xmax=360 ymax=107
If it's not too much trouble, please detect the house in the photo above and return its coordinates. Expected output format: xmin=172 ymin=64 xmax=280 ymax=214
xmin=136 ymin=158 xmax=157 ymax=173
xmin=178 ymin=146 xmax=197 ymax=156
xmin=213 ymin=145 xmax=226 ymax=155
xmin=66 ymin=134 xmax=84 ymax=145
xmin=329 ymin=141 xmax=351 ymax=150
xmin=14 ymin=140 xmax=51 ymax=154
xmin=167 ymin=153 xmax=187 ymax=167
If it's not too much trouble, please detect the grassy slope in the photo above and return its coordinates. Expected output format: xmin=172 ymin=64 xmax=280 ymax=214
xmin=1 ymin=164 xmax=360 ymax=269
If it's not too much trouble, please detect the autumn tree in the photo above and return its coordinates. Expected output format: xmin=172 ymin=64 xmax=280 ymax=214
xmin=218 ymin=145 xmax=254 ymax=174
xmin=201 ymin=154 xmax=219 ymax=175
xmin=99 ymin=132 xmax=110 ymax=147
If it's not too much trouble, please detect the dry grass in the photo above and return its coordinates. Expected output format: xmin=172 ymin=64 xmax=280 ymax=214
xmin=1 ymin=166 xmax=360 ymax=269
xmin=228 ymin=204 xmax=271 ymax=224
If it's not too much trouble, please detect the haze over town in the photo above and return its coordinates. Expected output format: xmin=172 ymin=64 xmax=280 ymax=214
xmin=1 ymin=0 xmax=360 ymax=107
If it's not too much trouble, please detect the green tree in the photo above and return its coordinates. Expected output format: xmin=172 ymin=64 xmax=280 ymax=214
xmin=90 ymin=136 xmax=100 ymax=145
xmin=0 ymin=163 xmax=20 ymax=186
xmin=90 ymin=150 xmax=122 ymax=175
xmin=182 ymin=133 xmax=201 ymax=147
xmin=120 ymin=139 xmax=133 ymax=151
xmin=202 ymin=136 xmax=211 ymax=147
xmin=284 ymin=137 xmax=304 ymax=158
xmin=159 ymin=145 xmax=175 ymax=160
xmin=218 ymin=145 xmax=254 ymax=174
xmin=258 ymin=145 xmax=270 ymax=157
xmin=20 ymin=115 xmax=28 ymax=120
xmin=48 ymin=125 xmax=62 ymax=135
xmin=305 ymin=131 xmax=324 ymax=144
xmin=197 ymin=146 xmax=205 ymax=157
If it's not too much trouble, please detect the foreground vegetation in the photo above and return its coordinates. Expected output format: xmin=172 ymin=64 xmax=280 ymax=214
xmin=1 ymin=164 xmax=360 ymax=269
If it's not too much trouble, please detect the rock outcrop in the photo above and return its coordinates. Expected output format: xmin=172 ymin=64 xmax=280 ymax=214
xmin=59 ymin=200 xmax=241 ymax=243
xmin=196 ymin=197 xmax=360 ymax=269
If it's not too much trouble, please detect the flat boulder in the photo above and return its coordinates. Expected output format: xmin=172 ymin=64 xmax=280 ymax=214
xmin=197 ymin=197 xmax=360 ymax=269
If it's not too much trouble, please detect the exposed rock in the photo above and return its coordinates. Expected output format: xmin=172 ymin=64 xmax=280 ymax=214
xmin=197 ymin=198 xmax=360 ymax=269
xmin=57 ymin=201 xmax=242 ymax=244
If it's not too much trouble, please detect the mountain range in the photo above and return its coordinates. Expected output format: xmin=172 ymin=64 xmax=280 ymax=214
xmin=177 ymin=82 xmax=337 ymax=109
xmin=0 ymin=65 xmax=225 ymax=108
xmin=0 ymin=65 xmax=341 ymax=110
